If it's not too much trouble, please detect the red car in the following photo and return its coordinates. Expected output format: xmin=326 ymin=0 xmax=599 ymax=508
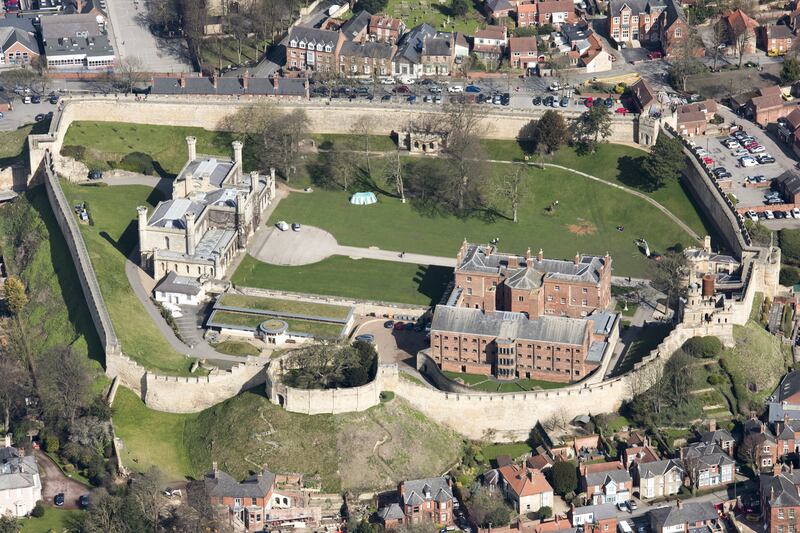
xmin=392 ymin=85 xmax=410 ymax=94
xmin=648 ymin=51 xmax=663 ymax=60
xmin=584 ymin=97 xmax=593 ymax=107
xmin=702 ymin=156 xmax=714 ymax=165
xmin=615 ymin=107 xmax=628 ymax=114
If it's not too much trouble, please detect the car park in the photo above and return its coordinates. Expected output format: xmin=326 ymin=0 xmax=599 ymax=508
xmin=747 ymin=210 xmax=758 ymax=221
xmin=731 ymin=148 xmax=748 ymax=157
xmin=532 ymin=96 xmax=542 ymax=105
xmin=740 ymin=157 xmax=758 ymax=167
xmin=448 ymin=85 xmax=464 ymax=93
xmin=765 ymin=210 xmax=775 ymax=219
xmin=465 ymin=85 xmax=481 ymax=93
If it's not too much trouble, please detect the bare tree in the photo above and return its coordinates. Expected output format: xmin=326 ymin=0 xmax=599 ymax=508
xmin=441 ymin=103 xmax=489 ymax=212
xmin=35 ymin=346 xmax=91 ymax=426
xmin=737 ymin=432 xmax=762 ymax=473
xmin=83 ymin=488 xmax=125 ymax=533
xmin=387 ymin=149 xmax=406 ymax=202
xmin=350 ymin=115 xmax=375 ymax=178
xmin=0 ymin=351 xmax=29 ymax=433
xmin=129 ymin=467 xmax=168 ymax=533
xmin=113 ymin=57 xmax=147 ymax=94
xmin=495 ymin=167 xmax=527 ymax=223
xmin=710 ymin=20 xmax=728 ymax=71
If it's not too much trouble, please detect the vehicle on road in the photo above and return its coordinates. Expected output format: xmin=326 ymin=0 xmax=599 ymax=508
xmin=355 ymin=334 xmax=375 ymax=343
xmin=383 ymin=320 xmax=394 ymax=329
xmin=88 ymin=169 xmax=103 ymax=180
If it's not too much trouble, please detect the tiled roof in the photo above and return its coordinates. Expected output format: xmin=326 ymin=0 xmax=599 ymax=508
xmin=204 ymin=466 xmax=275 ymax=499
xmin=431 ymin=305 xmax=589 ymax=345
xmin=573 ymin=502 xmax=618 ymax=521
xmin=402 ymin=477 xmax=453 ymax=506
xmin=0 ymin=26 xmax=38 ymax=55
xmin=154 ymin=271 xmax=202 ymax=296
xmin=723 ymin=9 xmax=759 ymax=36
xmin=378 ymin=503 xmax=405 ymax=521
xmin=499 ymin=465 xmax=553 ymax=497
xmin=582 ymin=461 xmax=631 ymax=486
xmin=341 ymin=10 xmax=372 ymax=41
xmin=681 ymin=442 xmax=735 ymax=468
xmin=536 ymin=0 xmax=574 ymax=14
xmin=609 ymin=0 xmax=666 ymax=17
xmin=339 ymin=40 xmax=394 ymax=59
xmin=649 ymin=501 xmax=718 ymax=530
xmin=761 ymin=468 xmax=800 ymax=508
xmin=509 ymin=36 xmax=538 ymax=54
xmin=287 ymin=26 xmax=340 ymax=47
xmin=475 ymin=25 xmax=507 ymax=40
xmin=638 ymin=459 xmax=682 ymax=478
xmin=152 ymin=76 xmax=307 ymax=97
xmin=0 ymin=447 xmax=39 ymax=492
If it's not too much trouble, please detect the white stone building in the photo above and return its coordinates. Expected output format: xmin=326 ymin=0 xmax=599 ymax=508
xmin=138 ymin=137 xmax=275 ymax=280
xmin=0 ymin=435 xmax=42 ymax=517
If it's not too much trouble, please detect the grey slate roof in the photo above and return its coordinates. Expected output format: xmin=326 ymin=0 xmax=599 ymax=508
xmin=154 ymin=271 xmax=202 ymax=296
xmin=663 ymin=0 xmax=686 ymax=28
xmin=457 ymin=244 xmax=607 ymax=285
xmin=287 ymin=26 xmax=340 ymax=48
xmin=682 ymin=442 xmax=735 ymax=468
xmin=339 ymin=39 xmax=394 ymax=59
xmin=0 ymin=446 xmax=39 ymax=492
xmin=775 ymin=370 xmax=800 ymax=403
xmin=148 ymin=198 xmax=205 ymax=229
xmin=41 ymin=13 xmax=103 ymax=41
xmin=402 ymin=477 xmax=453 ymax=506
xmin=0 ymin=26 xmax=38 ymax=55
xmin=586 ymin=341 xmax=607 ymax=363
xmin=486 ymin=0 xmax=514 ymax=12
xmin=44 ymin=33 xmax=114 ymax=59
xmin=340 ymin=10 xmax=371 ymax=41
xmin=649 ymin=501 xmax=718 ymax=530
xmin=424 ymin=34 xmax=453 ymax=57
xmin=431 ymin=305 xmax=588 ymax=345
xmin=378 ymin=503 xmax=405 ymax=521
xmin=698 ymin=429 xmax=734 ymax=446
xmin=395 ymin=23 xmax=436 ymax=64
xmin=204 ymin=466 xmax=275 ymax=499
xmin=573 ymin=503 xmax=618 ymax=521
xmin=152 ymin=76 xmax=307 ymax=97
xmin=584 ymin=466 xmax=632 ymax=487
xmin=590 ymin=311 xmax=616 ymax=335
xmin=761 ymin=469 xmax=800 ymax=508
xmin=608 ymin=0 xmax=666 ymax=17
xmin=638 ymin=459 xmax=682 ymax=479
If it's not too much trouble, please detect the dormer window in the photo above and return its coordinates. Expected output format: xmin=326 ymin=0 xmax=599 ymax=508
xmin=299 ymin=41 xmax=306 ymax=49
xmin=325 ymin=45 xmax=332 ymax=52
xmin=290 ymin=39 xmax=297 ymax=47
xmin=316 ymin=43 xmax=324 ymax=51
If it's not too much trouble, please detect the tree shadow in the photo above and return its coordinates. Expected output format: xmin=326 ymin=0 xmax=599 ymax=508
xmin=616 ymin=154 xmax=654 ymax=191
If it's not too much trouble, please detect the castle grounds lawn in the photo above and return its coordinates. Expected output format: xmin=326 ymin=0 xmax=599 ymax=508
xmin=21 ymin=508 xmax=83 ymax=533
xmin=112 ymin=387 xmax=199 ymax=482
xmin=233 ymin=255 xmax=453 ymax=306
xmin=264 ymin=164 xmax=696 ymax=278
xmin=209 ymin=310 xmax=346 ymax=338
xmin=213 ymin=340 xmax=261 ymax=356
xmin=443 ymin=371 xmax=564 ymax=391
xmin=218 ymin=293 xmax=352 ymax=320
xmin=61 ymin=182 xmax=196 ymax=375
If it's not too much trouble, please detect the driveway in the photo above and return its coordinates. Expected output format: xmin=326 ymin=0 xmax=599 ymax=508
xmin=353 ymin=318 xmax=427 ymax=373
xmin=35 ymin=450 xmax=90 ymax=510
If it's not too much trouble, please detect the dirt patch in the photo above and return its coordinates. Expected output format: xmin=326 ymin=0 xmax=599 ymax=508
xmin=567 ymin=220 xmax=597 ymax=236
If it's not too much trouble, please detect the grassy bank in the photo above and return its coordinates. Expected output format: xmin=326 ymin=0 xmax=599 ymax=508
xmin=233 ymin=255 xmax=453 ymax=306
xmin=60 ymin=182 xmax=195 ymax=375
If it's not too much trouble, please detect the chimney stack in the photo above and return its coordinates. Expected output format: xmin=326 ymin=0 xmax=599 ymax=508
xmin=179 ymin=73 xmax=186 ymax=88
xmin=185 ymin=211 xmax=196 ymax=256
xmin=250 ymin=171 xmax=258 ymax=194
xmin=186 ymin=136 xmax=197 ymax=162
xmin=525 ymin=247 xmax=532 ymax=267
xmin=537 ymin=248 xmax=543 ymax=262
xmin=676 ymin=499 xmax=683 ymax=509
xmin=184 ymin=172 xmax=194 ymax=197
xmin=708 ymin=419 xmax=716 ymax=433
xmin=212 ymin=461 xmax=219 ymax=477
xmin=574 ymin=252 xmax=580 ymax=265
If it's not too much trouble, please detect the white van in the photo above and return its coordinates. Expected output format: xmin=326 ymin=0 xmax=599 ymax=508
xmin=618 ymin=521 xmax=633 ymax=533
xmin=448 ymin=85 xmax=464 ymax=93
xmin=276 ymin=220 xmax=289 ymax=231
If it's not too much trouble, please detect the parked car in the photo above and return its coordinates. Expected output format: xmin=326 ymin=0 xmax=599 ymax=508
xmin=31 ymin=95 xmax=40 ymax=103
xmin=22 ymin=95 xmax=31 ymax=104
xmin=383 ymin=320 xmax=394 ymax=329
xmin=758 ymin=155 xmax=776 ymax=164
xmin=617 ymin=501 xmax=629 ymax=512
xmin=79 ymin=494 xmax=90 ymax=508
xmin=393 ymin=85 xmax=410 ymax=94
xmin=355 ymin=334 xmax=375 ymax=343
xmin=291 ymin=222 xmax=301 ymax=231
xmin=393 ymin=322 xmax=406 ymax=330
xmin=615 ymin=107 xmax=628 ymax=114
xmin=584 ymin=97 xmax=593 ymax=107
xmin=447 ymin=85 xmax=464 ymax=93
xmin=54 ymin=493 xmax=65 ymax=506
xmin=559 ymin=96 xmax=569 ymax=107
xmin=433 ymin=95 xmax=442 ymax=103
xmin=275 ymin=220 xmax=289 ymax=231
xmin=740 ymin=157 xmax=758 ymax=167
xmin=429 ymin=86 xmax=443 ymax=94
xmin=532 ymin=96 xmax=542 ymax=105
xmin=604 ymin=97 xmax=614 ymax=107
xmin=49 ymin=94 xmax=59 ymax=104
xmin=765 ymin=210 xmax=775 ymax=219
xmin=407 ymin=95 xmax=417 ymax=103
xmin=749 ymin=145 xmax=766 ymax=154
xmin=465 ymin=85 xmax=481 ymax=93
xmin=88 ymin=169 xmax=103 ymax=180
xmin=747 ymin=210 xmax=759 ymax=221
xmin=381 ymin=94 xmax=392 ymax=102
xmin=628 ymin=500 xmax=638 ymax=511
xmin=35 ymin=113 xmax=45 ymax=121
xmin=793 ymin=207 xmax=800 ymax=218
xmin=731 ymin=148 xmax=748 ymax=157
xmin=543 ymin=95 xmax=555 ymax=106
xmin=702 ymin=156 xmax=714 ymax=165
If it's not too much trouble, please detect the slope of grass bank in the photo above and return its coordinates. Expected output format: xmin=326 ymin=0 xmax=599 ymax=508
xmin=61 ymin=182 xmax=195 ymax=375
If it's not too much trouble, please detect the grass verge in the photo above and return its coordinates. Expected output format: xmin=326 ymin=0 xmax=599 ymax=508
xmin=21 ymin=508 xmax=83 ymax=533
xmin=218 ymin=293 xmax=352 ymax=320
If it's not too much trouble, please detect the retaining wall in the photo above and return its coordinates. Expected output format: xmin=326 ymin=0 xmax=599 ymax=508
xmin=266 ymin=360 xmax=399 ymax=415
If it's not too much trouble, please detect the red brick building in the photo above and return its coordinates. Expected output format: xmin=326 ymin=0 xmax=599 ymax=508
xmin=534 ymin=0 xmax=576 ymax=26
xmin=285 ymin=27 xmax=344 ymax=72
xmin=509 ymin=36 xmax=540 ymax=69
xmin=0 ymin=26 xmax=39 ymax=66
xmin=607 ymin=0 xmax=666 ymax=44
xmin=369 ymin=15 xmax=406 ymax=43
xmin=204 ymin=463 xmax=277 ymax=532
xmin=760 ymin=24 xmax=794 ymax=56
xmin=516 ymin=2 xmax=538 ymax=27
xmin=760 ymin=464 xmax=800 ymax=533
xmin=454 ymin=242 xmax=612 ymax=319
xmin=747 ymin=86 xmax=787 ymax=127
xmin=394 ymin=477 xmax=454 ymax=526
xmin=718 ymin=9 xmax=759 ymax=57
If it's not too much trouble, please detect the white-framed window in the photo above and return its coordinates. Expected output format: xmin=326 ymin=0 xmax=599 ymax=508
xmin=674 ymin=28 xmax=682 ymax=37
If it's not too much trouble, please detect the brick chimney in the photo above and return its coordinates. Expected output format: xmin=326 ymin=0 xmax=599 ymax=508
xmin=212 ymin=461 xmax=219 ymax=477
xmin=537 ymin=248 xmax=543 ymax=262
xmin=708 ymin=419 xmax=716 ymax=432
xmin=526 ymin=247 xmax=532 ymax=267
xmin=774 ymin=463 xmax=783 ymax=476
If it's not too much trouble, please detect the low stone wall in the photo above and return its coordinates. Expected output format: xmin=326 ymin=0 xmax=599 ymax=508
xmin=266 ymin=359 xmax=399 ymax=415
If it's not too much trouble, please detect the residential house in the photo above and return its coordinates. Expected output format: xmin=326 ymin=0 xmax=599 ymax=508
xmin=697 ymin=422 xmax=735 ymax=456
xmin=676 ymin=99 xmax=718 ymax=136
xmin=718 ymin=9 xmax=759 ymax=57
xmin=394 ymin=23 xmax=435 ymax=78
xmin=453 ymin=32 xmax=470 ymax=59
xmin=581 ymin=33 xmax=612 ymax=73
xmin=607 ymin=0 xmax=666 ymax=44
xmin=0 ymin=25 xmax=39 ymax=66
xmin=760 ymin=24 xmax=794 ymax=56
xmin=339 ymin=10 xmax=372 ymax=42
xmin=526 ymin=448 xmax=555 ymax=472
xmin=0 ymin=435 xmax=42 ymax=517
xmin=473 ymin=25 xmax=507 ymax=65
xmin=571 ymin=503 xmax=618 ymax=533
xmin=40 ymin=14 xmax=115 ymax=70
xmin=744 ymin=421 xmax=779 ymax=471
xmin=648 ymin=500 xmax=719 ymax=533
xmin=535 ymin=0 xmax=576 ymax=27
xmin=204 ymin=463 xmax=277 ymax=532
xmin=760 ymin=463 xmax=800 ymax=533
xmin=623 ymin=434 xmax=660 ymax=469
xmin=498 ymin=464 xmax=554 ymax=513
xmin=581 ymin=461 xmax=633 ymax=505
xmin=509 ymin=36 xmax=539 ymax=70
xmin=369 ymin=15 xmax=405 ymax=43
xmin=517 ymin=2 xmax=538 ymax=27
xmin=778 ymin=107 xmax=800 ymax=146
xmin=486 ymin=0 xmax=515 ymax=21
xmin=378 ymin=504 xmax=406 ymax=529
xmin=421 ymin=32 xmax=456 ymax=76
xmin=775 ymin=418 xmax=800 ymax=458
xmin=397 ymin=477 xmax=454 ymax=525
xmin=636 ymin=460 xmax=683 ymax=500
xmin=285 ymin=27 xmax=344 ymax=72
xmin=338 ymin=40 xmax=395 ymax=76
xmin=657 ymin=0 xmax=689 ymax=58
xmin=746 ymin=85 xmax=787 ymax=127
xmin=629 ymin=78 xmax=659 ymax=115
xmin=680 ymin=442 xmax=735 ymax=490
xmin=768 ymin=370 xmax=800 ymax=423
xmin=154 ymin=271 xmax=206 ymax=305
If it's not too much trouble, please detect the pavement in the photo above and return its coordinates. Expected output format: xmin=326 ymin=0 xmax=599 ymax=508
xmin=352 ymin=317 xmax=433 ymax=384
xmin=102 ymin=0 xmax=191 ymax=73
xmin=35 ymin=450 xmax=90 ymax=510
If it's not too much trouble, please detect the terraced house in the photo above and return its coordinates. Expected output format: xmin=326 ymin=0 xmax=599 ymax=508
xmin=607 ymin=0 xmax=687 ymax=56
xmin=760 ymin=464 xmax=800 ymax=533
xmin=285 ymin=26 xmax=344 ymax=72
xmin=680 ymin=442 xmax=735 ymax=489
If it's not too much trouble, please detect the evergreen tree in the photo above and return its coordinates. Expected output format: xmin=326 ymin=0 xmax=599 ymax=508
xmin=641 ymin=134 xmax=685 ymax=191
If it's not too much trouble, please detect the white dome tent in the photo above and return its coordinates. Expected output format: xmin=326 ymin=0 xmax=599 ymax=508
xmin=350 ymin=192 xmax=377 ymax=205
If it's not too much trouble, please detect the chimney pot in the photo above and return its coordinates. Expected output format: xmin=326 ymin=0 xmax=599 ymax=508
xmin=537 ymin=248 xmax=543 ymax=261
xmin=212 ymin=461 xmax=218 ymax=475
xmin=677 ymin=499 xmax=683 ymax=509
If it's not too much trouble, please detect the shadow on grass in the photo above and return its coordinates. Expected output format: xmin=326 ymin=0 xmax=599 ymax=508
xmin=27 ymin=187 xmax=105 ymax=366
xmin=413 ymin=265 xmax=454 ymax=305
xmin=99 ymin=219 xmax=139 ymax=258
xmin=616 ymin=154 xmax=653 ymax=190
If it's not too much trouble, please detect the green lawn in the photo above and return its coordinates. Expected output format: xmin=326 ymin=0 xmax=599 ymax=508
xmin=62 ymin=121 xmax=248 ymax=178
xmin=60 ymin=182 xmax=196 ymax=375
xmin=233 ymin=255 xmax=453 ymax=306
xmin=218 ymin=293 xmax=352 ymax=320
xmin=385 ymin=0 xmax=486 ymax=34
xmin=209 ymin=310 xmax=346 ymax=338
xmin=615 ymin=300 xmax=639 ymax=317
xmin=0 ymin=124 xmax=33 ymax=165
xmin=311 ymin=133 xmax=398 ymax=152
xmin=112 ymin=387 xmax=199 ymax=482
xmin=21 ymin=508 xmax=83 ymax=533
xmin=481 ymin=142 xmax=711 ymax=239
xmin=480 ymin=442 xmax=533 ymax=462
xmin=263 ymin=163 xmax=695 ymax=278
xmin=198 ymin=36 xmax=265 ymax=72
xmin=443 ymin=370 xmax=564 ymax=391
xmin=213 ymin=340 xmax=261 ymax=356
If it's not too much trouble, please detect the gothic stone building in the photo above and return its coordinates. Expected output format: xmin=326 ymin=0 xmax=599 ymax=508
xmin=137 ymin=137 xmax=275 ymax=280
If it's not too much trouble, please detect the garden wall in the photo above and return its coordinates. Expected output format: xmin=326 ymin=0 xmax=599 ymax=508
xmin=266 ymin=360 xmax=399 ymax=415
